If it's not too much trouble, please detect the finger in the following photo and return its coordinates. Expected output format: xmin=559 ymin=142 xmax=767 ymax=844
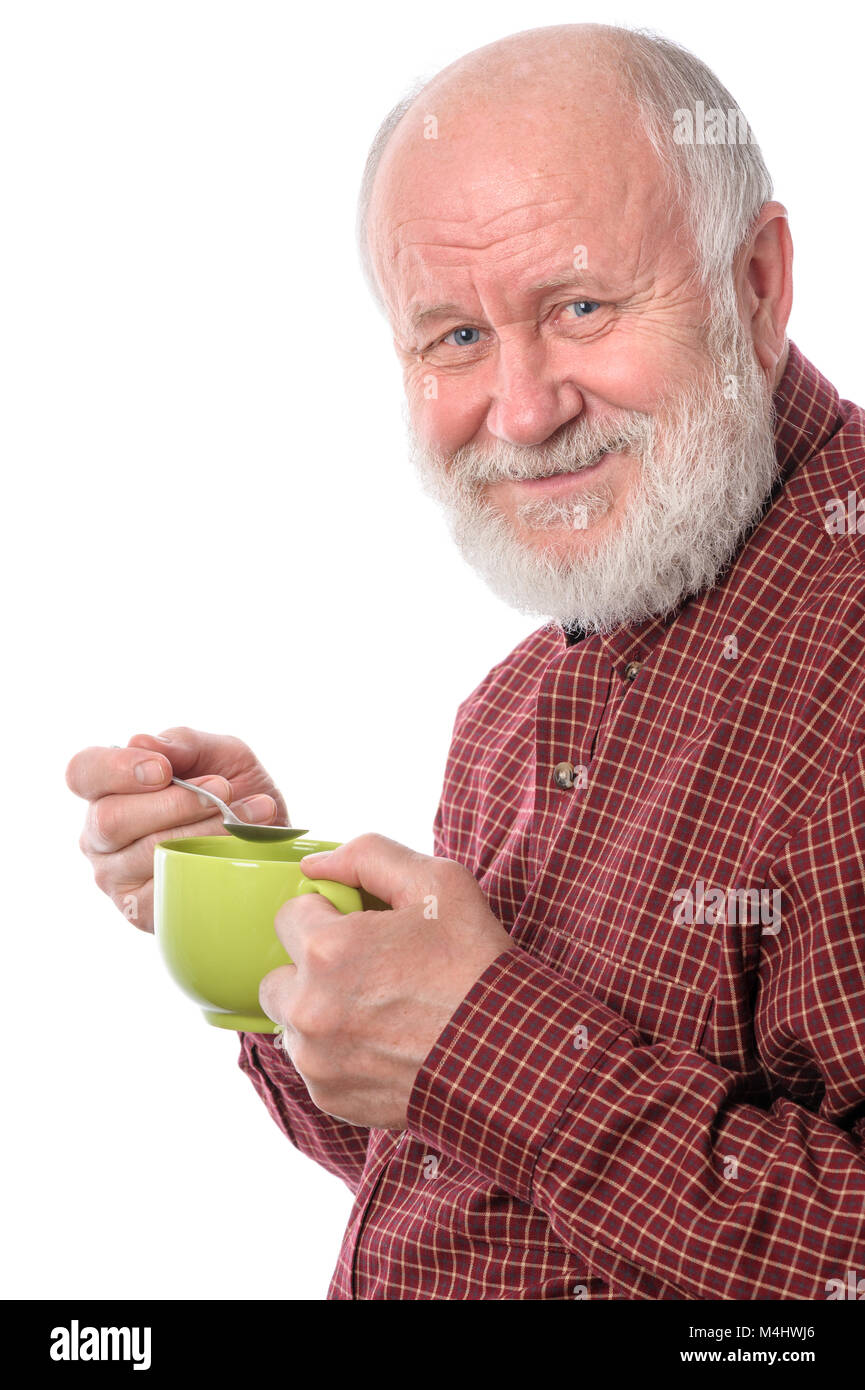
xmin=66 ymin=744 xmax=173 ymax=801
xmin=127 ymin=728 xmax=256 ymax=781
xmin=229 ymin=794 xmax=278 ymax=825
xmin=128 ymin=880 xmax=154 ymax=934
xmin=259 ymin=963 xmax=298 ymax=1026
xmin=80 ymin=776 xmax=235 ymax=854
xmin=298 ymin=832 xmax=426 ymax=909
xmin=128 ymin=731 xmax=290 ymax=823
xmin=273 ymin=891 xmax=342 ymax=959
xmin=109 ymin=880 xmax=154 ymax=935
xmin=91 ymin=808 xmax=230 ymax=890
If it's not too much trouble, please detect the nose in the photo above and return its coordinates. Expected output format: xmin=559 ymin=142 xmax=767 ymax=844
xmin=485 ymin=338 xmax=584 ymax=446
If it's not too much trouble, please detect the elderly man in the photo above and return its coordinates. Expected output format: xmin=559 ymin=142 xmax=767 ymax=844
xmin=68 ymin=23 xmax=865 ymax=1300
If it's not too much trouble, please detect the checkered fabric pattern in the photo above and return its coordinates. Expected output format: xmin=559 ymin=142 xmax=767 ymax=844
xmin=240 ymin=341 xmax=865 ymax=1298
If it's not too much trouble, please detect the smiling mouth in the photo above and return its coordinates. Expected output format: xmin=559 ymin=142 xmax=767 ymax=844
xmin=509 ymin=448 xmax=623 ymax=489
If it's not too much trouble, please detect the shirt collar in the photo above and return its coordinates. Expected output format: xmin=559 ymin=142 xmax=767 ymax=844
xmin=557 ymin=340 xmax=843 ymax=666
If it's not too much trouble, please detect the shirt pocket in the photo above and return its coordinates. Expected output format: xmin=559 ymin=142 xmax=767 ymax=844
xmin=567 ymin=941 xmax=715 ymax=1051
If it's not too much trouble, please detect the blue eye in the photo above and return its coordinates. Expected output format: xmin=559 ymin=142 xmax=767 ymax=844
xmin=443 ymin=326 xmax=482 ymax=347
xmin=567 ymin=300 xmax=601 ymax=317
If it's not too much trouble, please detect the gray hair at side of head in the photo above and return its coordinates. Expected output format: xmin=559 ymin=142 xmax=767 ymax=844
xmin=355 ymin=73 xmax=430 ymax=318
xmin=355 ymin=25 xmax=775 ymax=338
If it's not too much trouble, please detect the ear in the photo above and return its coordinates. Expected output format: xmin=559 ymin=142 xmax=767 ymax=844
xmin=735 ymin=201 xmax=793 ymax=381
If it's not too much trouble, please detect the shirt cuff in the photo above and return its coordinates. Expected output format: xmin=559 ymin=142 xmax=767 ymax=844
xmin=406 ymin=946 xmax=634 ymax=1204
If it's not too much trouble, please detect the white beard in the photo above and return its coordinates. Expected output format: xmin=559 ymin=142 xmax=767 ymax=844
xmin=407 ymin=309 xmax=779 ymax=635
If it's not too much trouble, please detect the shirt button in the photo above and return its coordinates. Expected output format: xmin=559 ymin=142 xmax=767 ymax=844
xmin=553 ymin=761 xmax=576 ymax=789
xmin=623 ymin=660 xmax=642 ymax=682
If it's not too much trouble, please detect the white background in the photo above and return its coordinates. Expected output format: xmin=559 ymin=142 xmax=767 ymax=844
xmin=2 ymin=0 xmax=861 ymax=1300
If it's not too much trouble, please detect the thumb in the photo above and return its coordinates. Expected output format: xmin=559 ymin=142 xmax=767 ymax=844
xmin=299 ymin=833 xmax=426 ymax=912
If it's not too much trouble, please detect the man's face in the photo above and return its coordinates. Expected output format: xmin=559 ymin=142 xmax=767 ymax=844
xmin=368 ymin=73 xmax=778 ymax=631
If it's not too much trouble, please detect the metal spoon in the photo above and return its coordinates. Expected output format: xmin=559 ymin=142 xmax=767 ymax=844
xmin=171 ymin=776 xmax=309 ymax=843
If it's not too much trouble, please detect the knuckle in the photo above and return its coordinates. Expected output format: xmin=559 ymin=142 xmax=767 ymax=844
xmin=290 ymin=1043 xmax=334 ymax=1098
xmin=163 ymin=725 xmax=196 ymax=744
xmin=289 ymin=1040 xmax=318 ymax=1081
xmin=216 ymin=733 xmax=254 ymax=769
xmin=88 ymin=797 xmax=119 ymax=851
xmin=274 ymin=899 xmax=302 ymax=938
xmin=258 ymin=974 xmax=278 ymax=1018
xmin=122 ymin=886 xmax=151 ymax=932
xmin=433 ymin=857 xmax=466 ymax=890
xmin=157 ymin=817 xmax=222 ymax=849
xmin=304 ymin=928 xmax=332 ymax=973
xmin=305 ymin=1082 xmax=335 ymax=1114
xmin=92 ymin=857 xmax=116 ymax=896
xmin=293 ymin=892 xmax=330 ymax=925
xmin=353 ymin=831 xmax=384 ymax=853
xmin=260 ymin=962 xmax=293 ymax=1001
xmin=290 ymin=994 xmax=335 ymax=1041
xmin=304 ymin=930 xmax=339 ymax=973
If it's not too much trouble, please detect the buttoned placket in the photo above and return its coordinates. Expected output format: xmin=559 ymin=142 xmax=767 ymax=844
xmin=537 ymin=641 xmax=647 ymax=810
xmin=501 ymin=633 xmax=652 ymax=954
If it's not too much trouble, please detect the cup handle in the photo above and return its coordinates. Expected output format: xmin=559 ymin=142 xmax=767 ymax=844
xmin=296 ymin=876 xmax=364 ymax=915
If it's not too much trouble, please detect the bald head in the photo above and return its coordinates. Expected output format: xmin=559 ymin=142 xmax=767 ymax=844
xmin=366 ymin=26 xmax=669 ymax=329
xmin=358 ymin=23 xmax=774 ymax=326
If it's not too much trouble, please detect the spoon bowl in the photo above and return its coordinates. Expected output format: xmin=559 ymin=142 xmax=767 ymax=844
xmin=171 ymin=776 xmax=309 ymax=843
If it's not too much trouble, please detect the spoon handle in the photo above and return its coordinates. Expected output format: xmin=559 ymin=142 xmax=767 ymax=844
xmin=171 ymin=775 xmax=234 ymax=820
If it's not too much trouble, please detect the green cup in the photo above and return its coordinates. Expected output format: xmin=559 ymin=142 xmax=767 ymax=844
xmin=153 ymin=835 xmax=363 ymax=1033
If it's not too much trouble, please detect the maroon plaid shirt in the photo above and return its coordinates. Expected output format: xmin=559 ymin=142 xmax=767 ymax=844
xmin=239 ymin=341 xmax=865 ymax=1299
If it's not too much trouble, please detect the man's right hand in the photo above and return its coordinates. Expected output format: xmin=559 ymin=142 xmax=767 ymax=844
xmin=66 ymin=728 xmax=289 ymax=933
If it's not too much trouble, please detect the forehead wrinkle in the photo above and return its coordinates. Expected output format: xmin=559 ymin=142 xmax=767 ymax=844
xmin=382 ymin=167 xmax=649 ymax=288
xmin=386 ymin=187 xmax=615 ymax=253
xmin=390 ymin=211 xmax=620 ymax=322
xmin=389 ymin=206 xmax=609 ymax=265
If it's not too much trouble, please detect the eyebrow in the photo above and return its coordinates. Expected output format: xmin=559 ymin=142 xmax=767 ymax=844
xmin=409 ymin=302 xmax=464 ymax=329
xmin=406 ymin=272 xmax=612 ymax=330
xmin=527 ymin=272 xmax=610 ymax=294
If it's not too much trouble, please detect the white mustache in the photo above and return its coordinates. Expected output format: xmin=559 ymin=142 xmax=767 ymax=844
xmin=447 ymin=425 xmax=652 ymax=490
xmin=504 ymin=438 xmax=629 ymax=478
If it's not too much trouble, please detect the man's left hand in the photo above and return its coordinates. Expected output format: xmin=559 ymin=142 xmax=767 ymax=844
xmin=259 ymin=834 xmax=515 ymax=1130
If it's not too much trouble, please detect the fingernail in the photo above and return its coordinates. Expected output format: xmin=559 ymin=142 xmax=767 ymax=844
xmin=154 ymin=733 xmax=173 ymax=743
xmin=238 ymin=795 xmax=274 ymax=822
xmin=300 ymin=851 xmax=329 ymax=864
xmin=135 ymin=759 xmax=166 ymax=786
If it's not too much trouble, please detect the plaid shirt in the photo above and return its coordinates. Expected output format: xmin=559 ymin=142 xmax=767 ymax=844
xmin=239 ymin=341 xmax=865 ymax=1299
